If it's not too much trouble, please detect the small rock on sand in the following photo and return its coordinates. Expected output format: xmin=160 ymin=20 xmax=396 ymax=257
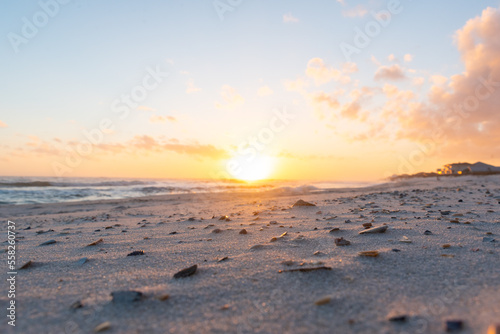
xmin=239 ymin=229 xmax=247 ymax=234
xmin=400 ymin=236 xmax=412 ymax=243
xmin=39 ymin=239 xmax=57 ymax=246
xmin=445 ymin=320 xmax=464 ymax=332
xmin=359 ymin=225 xmax=388 ymax=234
xmin=424 ymin=230 xmax=433 ymax=235
xmin=173 ymin=264 xmax=198 ymax=278
xmin=293 ymin=199 xmax=316 ymax=207
xmin=77 ymin=257 xmax=88 ymax=265
xmin=335 ymin=237 xmax=351 ymax=246
xmin=86 ymin=238 xmax=103 ymax=247
xmin=94 ymin=321 xmax=112 ymax=333
xmin=314 ymin=297 xmax=331 ymax=305
xmin=127 ymin=250 xmax=145 ymax=256
xmin=388 ymin=315 xmax=408 ymax=322
xmin=250 ymin=244 xmax=266 ymax=250
xmin=19 ymin=260 xmax=34 ymax=270
xmin=483 ymin=237 xmax=496 ymax=243
xmin=111 ymin=290 xmax=143 ymax=303
xmin=358 ymin=251 xmax=380 ymax=257
xmin=212 ymin=229 xmax=223 ymax=234
xmin=157 ymin=294 xmax=170 ymax=301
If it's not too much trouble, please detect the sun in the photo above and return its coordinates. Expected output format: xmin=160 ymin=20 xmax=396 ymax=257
xmin=227 ymin=154 xmax=275 ymax=182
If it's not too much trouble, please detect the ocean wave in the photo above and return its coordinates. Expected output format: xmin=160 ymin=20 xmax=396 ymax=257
xmin=0 ymin=180 xmax=152 ymax=188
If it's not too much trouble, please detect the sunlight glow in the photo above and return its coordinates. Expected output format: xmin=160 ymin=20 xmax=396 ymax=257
xmin=227 ymin=154 xmax=275 ymax=182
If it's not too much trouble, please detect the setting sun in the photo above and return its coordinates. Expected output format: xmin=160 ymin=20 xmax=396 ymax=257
xmin=227 ymin=154 xmax=275 ymax=182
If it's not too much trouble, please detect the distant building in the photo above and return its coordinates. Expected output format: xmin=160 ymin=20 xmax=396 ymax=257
xmin=438 ymin=162 xmax=500 ymax=175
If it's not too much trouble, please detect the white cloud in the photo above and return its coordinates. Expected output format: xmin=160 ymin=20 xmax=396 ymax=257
xmin=283 ymin=12 xmax=299 ymax=23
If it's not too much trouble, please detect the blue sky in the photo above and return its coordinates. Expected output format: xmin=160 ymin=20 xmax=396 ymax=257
xmin=1 ymin=0 xmax=500 ymax=180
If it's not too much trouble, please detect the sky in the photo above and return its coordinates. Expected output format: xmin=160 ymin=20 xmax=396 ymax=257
xmin=1 ymin=0 xmax=500 ymax=182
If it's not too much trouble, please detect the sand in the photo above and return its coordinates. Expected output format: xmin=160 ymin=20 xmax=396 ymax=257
xmin=1 ymin=175 xmax=499 ymax=334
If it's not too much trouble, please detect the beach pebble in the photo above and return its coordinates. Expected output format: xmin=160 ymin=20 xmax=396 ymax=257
xmin=173 ymin=264 xmax=198 ymax=278
xmin=345 ymin=219 xmax=352 ymax=224
xmin=445 ymin=320 xmax=464 ymax=332
xmin=388 ymin=315 xmax=408 ymax=322
xmin=251 ymin=244 xmax=266 ymax=250
xmin=217 ymin=256 xmax=229 ymax=262
xmin=270 ymin=237 xmax=278 ymax=242
xmin=19 ymin=260 xmax=34 ymax=270
xmin=86 ymin=238 xmax=103 ymax=247
xmin=111 ymin=290 xmax=143 ymax=303
xmin=313 ymin=251 xmax=322 ymax=256
xmin=442 ymin=244 xmax=451 ymax=249
xmin=127 ymin=250 xmax=145 ymax=256
xmin=362 ymin=223 xmax=373 ymax=229
xmin=157 ymin=294 xmax=170 ymax=301
xmin=94 ymin=321 xmax=112 ymax=333
xmin=359 ymin=225 xmax=388 ymax=234
xmin=358 ymin=251 xmax=380 ymax=257
xmin=424 ymin=230 xmax=433 ymax=235
xmin=400 ymin=236 xmax=412 ymax=243
xmin=329 ymin=228 xmax=340 ymax=233
xmin=335 ymin=237 xmax=351 ymax=246
xmin=212 ymin=229 xmax=222 ymax=234
xmin=70 ymin=300 xmax=83 ymax=310
xmin=77 ymin=257 xmax=88 ymax=265
xmin=39 ymin=239 xmax=57 ymax=246
xmin=281 ymin=260 xmax=295 ymax=266
xmin=292 ymin=199 xmax=316 ymax=207
xmin=483 ymin=237 xmax=496 ymax=242
xmin=239 ymin=229 xmax=247 ymax=234
xmin=314 ymin=296 xmax=331 ymax=305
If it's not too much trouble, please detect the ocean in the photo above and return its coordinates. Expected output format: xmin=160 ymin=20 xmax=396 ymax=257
xmin=0 ymin=176 xmax=382 ymax=205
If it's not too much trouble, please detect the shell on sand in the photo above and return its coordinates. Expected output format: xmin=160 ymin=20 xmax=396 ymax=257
xmin=292 ymin=199 xmax=316 ymax=207
xmin=314 ymin=297 xmax=331 ymax=305
xmin=359 ymin=225 xmax=388 ymax=234
xmin=358 ymin=251 xmax=380 ymax=257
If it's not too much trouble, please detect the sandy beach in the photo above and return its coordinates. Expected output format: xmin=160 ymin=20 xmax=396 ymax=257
xmin=1 ymin=175 xmax=499 ymax=334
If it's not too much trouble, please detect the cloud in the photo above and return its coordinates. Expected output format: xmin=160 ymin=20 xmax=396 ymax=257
xmin=336 ymin=0 xmax=345 ymax=5
xmin=215 ymin=85 xmax=245 ymax=110
xmin=413 ymin=77 xmax=425 ymax=86
xmin=311 ymin=91 xmax=340 ymax=109
xmin=404 ymin=54 xmax=413 ymax=62
xmin=395 ymin=7 xmax=500 ymax=151
xmin=342 ymin=4 xmax=368 ymax=17
xmin=284 ymin=77 xmax=309 ymax=93
xmin=137 ymin=105 xmax=156 ymax=112
xmin=388 ymin=54 xmax=396 ymax=62
xmin=283 ymin=12 xmax=299 ymax=23
xmin=374 ymin=64 xmax=407 ymax=81
xmin=429 ymin=74 xmax=448 ymax=86
xmin=186 ymin=79 xmax=201 ymax=93
xmin=257 ymin=85 xmax=273 ymax=96
xmin=130 ymin=135 xmax=228 ymax=159
xmin=0 ymin=120 xmax=7 ymax=128
xmin=305 ymin=58 xmax=354 ymax=85
xmin=150 ymin=115 xmax=177 ymax=123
